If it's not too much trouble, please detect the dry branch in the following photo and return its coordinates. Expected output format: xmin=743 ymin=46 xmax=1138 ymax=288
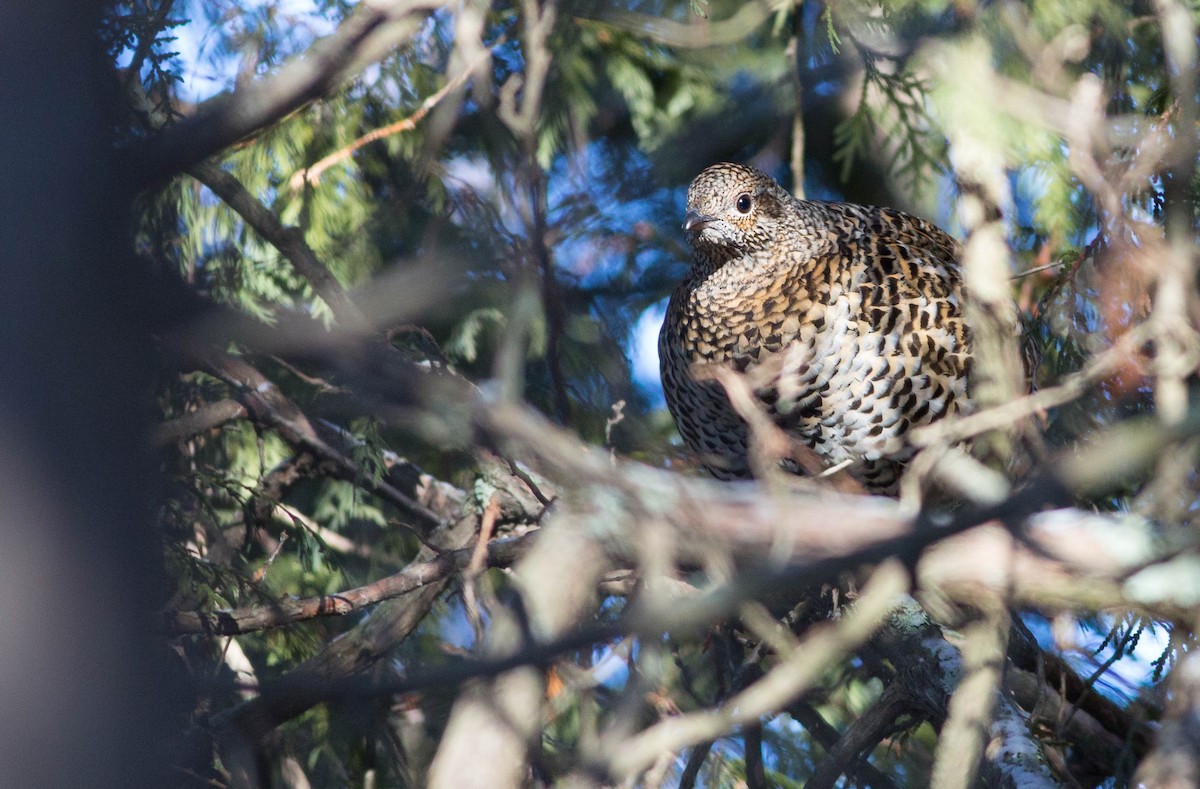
xmin=428 ymin=491 xmax=612 ymax=789
xmin=188 ymin=162 xmax=365 ymax=328
xmin=174 ymin=334 xmax=1188 ymax=779
xmin=1006 ymin=667 xmax=1131 ymax=781
xmin=805 ymin=683 xmax=913 ymax=789
xmin=876 ymin=601 xmax=1059 ymax=788
xmin=191 ymin=347 xmax=445 ymax=532
xmin=193 ymin=453 xmax=543 ymax=767
xmin=151 ymin=398 xmax=248 ymax=447
xmin=164 ymin=532 xmax=535 ymax=636
xmin=605 ymin=562 xmax=910 ymax=782
xmin=789 ymin=702 xmax=901 ymax=789
xmin=930 ymin=602 xmax=1015 ymax=788
xmin=287 ymin=38 xmax=496 ymax=190
xmin=125 ymin=0 xmax=444 ymax=190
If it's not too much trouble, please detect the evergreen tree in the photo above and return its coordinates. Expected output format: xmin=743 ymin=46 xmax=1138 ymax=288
xmin=37 ymin=0 xmax=1200 ymax=784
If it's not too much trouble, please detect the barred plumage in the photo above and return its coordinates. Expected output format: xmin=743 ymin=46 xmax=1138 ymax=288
xmin=659 ymin=163 xmax=971 ymax=494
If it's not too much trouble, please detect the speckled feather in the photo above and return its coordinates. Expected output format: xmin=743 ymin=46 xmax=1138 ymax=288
xmin=659 ymin=163 xmax=971 ymax=494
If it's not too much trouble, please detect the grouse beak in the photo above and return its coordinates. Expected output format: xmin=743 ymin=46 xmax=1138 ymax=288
xmin=683 ymin=209 xmax=716 ymax=232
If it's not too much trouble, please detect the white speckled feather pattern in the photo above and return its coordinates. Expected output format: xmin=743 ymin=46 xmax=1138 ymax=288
xmin=659 ymin=163 xmax=971 ymax=494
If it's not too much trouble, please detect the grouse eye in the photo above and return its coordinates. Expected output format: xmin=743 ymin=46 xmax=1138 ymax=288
xmin=735 ymin=193 xmax=753 ymax=214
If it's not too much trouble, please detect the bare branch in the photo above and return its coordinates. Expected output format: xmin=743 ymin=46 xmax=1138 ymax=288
xmin=805 ymin=683 xmax=914 ymax=789
xmin=1006 ymin=667 xmax=1131 ymax=780
xmin=786 ymin=4 xmax=806 ymax=200
xmin=191 ymin=348 xmax=445 ymax=532
xmin=493 ymin=0 xmax=573 ymax=421
xmin=287 ymin=38 xmax=497 ymax=191
xmin=876 ymin=602 xmax=1058 ymax=788
xmin=187 ymin=162 xmax=366 ymax=328
xmin=164 ymin=532 xmax=535 ymax=636
xmin=496 ymin=0 xmax=556 ymax=139
xmin=461 ymin=495 xmax=502 ymax=641
xmin=930 ymin=602 xmax=1013 ymax=788
xmin=744 ymin=722 xmax=766 ymax=789
xmin=125 ymin=0 xmax=444 ymax=190
xmin=270 ymin=502 xmax=372 ymax=557
xmin=1149 ymin=0 xmax=1200 ymax=426
xmin=604 ymin=562 xmax=910 ymax=782
xmin=909 ymin=323 xmax=1152 ymax=449
xmin=702 ymin=363 xmax=863 ymax=492
xmin=152 ymin=398 xmax=247 ymax=446
xmin=789 ymin=703 xmax=900 ymax=789
xmin=172 ymin=309 xmax=1200 ymax=779
xmin=194 ymin=455 xmax=540 ymax=760
xmin=428 ymin=497 xmax=612 ymax=789
xmin=678 ymin=741 xmax=715 ymax=789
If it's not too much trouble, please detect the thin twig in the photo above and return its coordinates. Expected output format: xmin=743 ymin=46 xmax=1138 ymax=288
xmin=194 ymin=348 xmax=446 ymax=533
xmin=789 ymin=702 xmax=900 ymax=789
xmin=125 ymin=0 xmax=442 ymax=190
xmin=1011 ymin=259 xmax=1070 ymax=279
xmin=250 ymin=531 xmax=289 ymax=585
xmin=805 ymin=684 xmax=914 ymax=789
xmin=188 ymin=162 xmax=366 ymax=328
xmin=701 ymin=364 xmax=864 ymax=493
xmin=164 ymin=530 xmax=537 ymax=635
xmin=606 ymin=562 xmax=909 ymax=781
xmin=287 ymin=40 xmax=498 ymax=190
xmin=462 ymin=496 xmax=502 ymax=643
xmin=909 ymin=323 xmax=1152 ymax=449
xmin=272 ymin=502 xmax=372 ymax=558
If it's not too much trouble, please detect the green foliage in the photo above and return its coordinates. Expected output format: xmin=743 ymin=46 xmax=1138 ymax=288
xmin=820 ymin=4 xmax=952 ymax=198
xmin=820 ymin=7 xmax=842 ymax=54
xmin=597 ymin=31 xmax=724 ymax=151
xmin=102 ymin=0 xmax=186 ymax=131
xmin=118 ymin=0 xmax=1200 ymax=784
xmin=834 ymin=58 xmax=946 ymax=195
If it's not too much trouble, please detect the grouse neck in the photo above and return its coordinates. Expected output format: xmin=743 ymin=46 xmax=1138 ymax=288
xmin=689 ymin=244 xmax=746 ymax=278
xmin=687 ymin=197 xmax=835 ymax=284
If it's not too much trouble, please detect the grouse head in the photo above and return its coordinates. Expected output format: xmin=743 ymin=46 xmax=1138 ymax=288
xmin=683 ymin=163 xmax=792 ymax=263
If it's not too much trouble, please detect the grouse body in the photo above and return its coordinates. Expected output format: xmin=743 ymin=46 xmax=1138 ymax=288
xmin=659 ymin=163 xmax=971 ymax=494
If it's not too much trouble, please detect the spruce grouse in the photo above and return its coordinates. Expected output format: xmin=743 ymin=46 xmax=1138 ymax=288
xmin=659 ymin=163 xmax=971 ymax=494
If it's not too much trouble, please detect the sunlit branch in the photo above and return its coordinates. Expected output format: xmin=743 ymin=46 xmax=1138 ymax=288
xmin=125 ymin=0 xmax=445 ymax=190
xmin=605 ymin=563 xmax=909 ymax=781
xmin=286 ymin=38 xmax=499 ymax=191
xmin=930 ymin=603 xmax=1018 ymax=788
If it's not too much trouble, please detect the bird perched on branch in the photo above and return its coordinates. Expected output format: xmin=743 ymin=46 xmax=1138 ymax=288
xmin=659 ymin=163 xmax=971 ymax=495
